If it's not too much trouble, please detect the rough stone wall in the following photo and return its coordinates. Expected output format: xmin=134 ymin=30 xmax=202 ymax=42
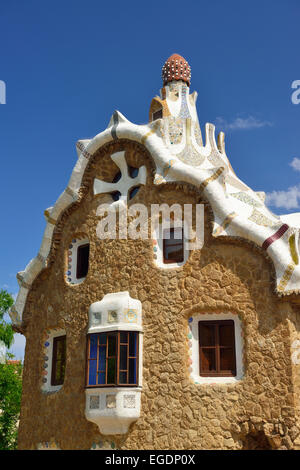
xmin=18 ymin=140 xmax=300 ymax=449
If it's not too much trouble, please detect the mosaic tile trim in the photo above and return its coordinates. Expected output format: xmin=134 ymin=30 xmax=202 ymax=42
xmin=106 ymin=394 xmax=116 ymax=409
xmin=230 ymin=192 xmax=263 ymax=208
xmin=248 ymin=209 xmax=281 ymax=228
xmin=123 ymin=394 xmax=136 ymax=408
xmin=199 ymin=167 xmax=224 ymax=192
xmin=262 ymin=224 xmax=289 ymax=251
xmin=76 ymin=141 xmax=92 ymax=159
xmin=207 ymin=150 xmax=225 ymax=168
xmin=194 ymin=121 xmax=203 ymax=147
xmin=289 ymin=233 xmax=299 ymax=265
xmin=153 ymin=174 xmax=165 ymax=185
xmin=225 ymin=175 xmax=250 ymax=192
xmin=111 ymin=111 xmax=119 ymax=141
xmin=37 ymin=441 xmax=60 ymax=450
xmin=176 ymin=144 xmax=205 ymax=166
xmin=123 ymin=308 xmax=138 ymax=323
xmin=162 ymin=159 xmax=175 ymax=178
xmin=89 ymin=395 xmax=100 ymax=410
xmin=187 ymin=318 xmax=194 ymax=380
xmin=213 ymin=212 xmax=238 ymax=237
xmin=91 ymin=310 xmax=102 ymax=326
xmin=91 ymin=440 xmax=116 ymax=450
xmin=107 ymin=310 xmax=118 ymax=323
xmin=277 ymin=262 xmax=296 ymax=292
xmin=162 ymin=54 xmax=191 ymax=86
xmin=179 ymin=85 xmax=191 ymax=119
xmin=65 ymin=236 xmax=89 ymax=284
xmin=41 ymin=329 xmax=65 ymax=390
xmin=141 ymin=120 xmax=160 ymax=145
xmin=152 ymin=239 xmax=158 ymax=259
xmin=167 ymin=117 xmax=184 ymax=145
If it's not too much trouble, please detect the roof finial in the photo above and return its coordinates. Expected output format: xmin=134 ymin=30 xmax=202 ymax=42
xmin=162 ymin=54 xmax=191 ymax=87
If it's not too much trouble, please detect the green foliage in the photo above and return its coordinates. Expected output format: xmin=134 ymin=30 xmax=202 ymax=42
xmin=0 ymin=289 xmax=22 ymax=449
xmin=0 ymin=290 xmax=14 ymax=349
xmin=0 ymin=362 xmax=22 ymax=450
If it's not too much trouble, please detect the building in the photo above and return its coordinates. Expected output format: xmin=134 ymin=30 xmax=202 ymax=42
xmin=10 ymin=54 xmax=300 ymax=450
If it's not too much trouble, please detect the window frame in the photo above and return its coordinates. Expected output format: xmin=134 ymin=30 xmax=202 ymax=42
xmin=162 ymin=226 xmax=184 ymax=264
xmin=152 ymin=109 xmax=163 ymax=121
xmin=86 ymin=331 xmax=139 ymax=388
xmin=198 ymin=320 xmax=236 ymax=377
xmin=50 ymin=335 xmax=67 ymax=386
xmin=153 ymin=220 xmax=189 ymax=269
xmin=76 ymin=243 xmax=90 ymax=280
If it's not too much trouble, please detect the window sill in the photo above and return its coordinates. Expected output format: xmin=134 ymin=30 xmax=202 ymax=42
xmin=85 ymin=387 xmax=142 ymax=435
xmin=192 ymin=375 xmax=243 ymax=385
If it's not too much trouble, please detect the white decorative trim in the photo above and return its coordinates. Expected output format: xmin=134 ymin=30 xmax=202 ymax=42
xmin=188 ymin=313 xmax=244 ymax=385
xmin=11 ymin=87 xmax=300 ymax=326
xmin=87 ymin=291 xmax=143 ymax=335
xmin=41 ymin=328 xmax=66 ymax=393
xmin=65 ymin=237 xmax=89 ymax=285
xmin=85 ymin=387 xmax=142 ymax=435
xmin=93 ymin=151 xmax=147 ymax=211
xmin=153 ymin=219 xmax=189 ymax=269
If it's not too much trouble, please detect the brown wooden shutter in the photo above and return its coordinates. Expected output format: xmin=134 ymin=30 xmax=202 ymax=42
xmin=199 ymin=320 xmax=236 ymax=377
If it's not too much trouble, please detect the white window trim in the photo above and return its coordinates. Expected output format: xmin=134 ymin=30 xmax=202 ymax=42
xmin=66 ymin=237 xmax=89 ymax=285
xmin=153 ymin=219 xmax=189 ymax=269
xmin=188 ymin=313 xmax=244 ymax=385
xmin=42 ymin=328 xmax=66 ymax=393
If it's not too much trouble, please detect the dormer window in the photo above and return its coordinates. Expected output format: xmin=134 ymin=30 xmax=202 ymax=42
xmin=152 ymin=109 xmax=163 ymax=121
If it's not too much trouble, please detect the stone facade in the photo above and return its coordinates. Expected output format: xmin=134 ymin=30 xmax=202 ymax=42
xmin=17 ymin=140 xmax=300 ymax=450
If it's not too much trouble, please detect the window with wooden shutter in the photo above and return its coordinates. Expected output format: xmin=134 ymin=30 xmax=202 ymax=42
xmin=51 ymin=335 xmax=66 ymax=386
xmin=198 ymin=320 xmax=236 ymax=377
xmin=163 ymin=227 xmax=184 ymax=264
xmin=76 ymin=243 xmax=90 ymax=279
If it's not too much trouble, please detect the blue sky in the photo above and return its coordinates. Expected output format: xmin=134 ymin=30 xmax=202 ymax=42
xmin=0 ymin=0 xmax=299 ymax=359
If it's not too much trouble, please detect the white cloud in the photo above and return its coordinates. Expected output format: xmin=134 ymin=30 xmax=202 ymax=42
xmin=290 ymin=157 xmax=300 ymax=172
xmin=266 ymin=185 xmax=300 ymax=210
xmin=215 ymin=116 xmax=272 ymax=131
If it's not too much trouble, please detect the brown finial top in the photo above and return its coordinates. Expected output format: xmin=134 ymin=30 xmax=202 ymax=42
xmin=162 ymin=54 xmax=191 ymax=87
